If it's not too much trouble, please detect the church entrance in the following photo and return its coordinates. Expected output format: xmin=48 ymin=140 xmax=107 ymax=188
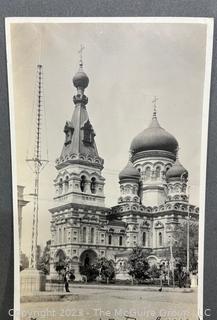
xmin=80 ymin=249 xmax=97 ymax=267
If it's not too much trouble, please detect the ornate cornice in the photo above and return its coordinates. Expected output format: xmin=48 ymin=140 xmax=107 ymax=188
xmin=55 ymin=153 xmax=104 ymax=170
xmin=132 ymin=150 xmax=176 ymax=162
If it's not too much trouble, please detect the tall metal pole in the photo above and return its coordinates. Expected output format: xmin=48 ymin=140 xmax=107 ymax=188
xmin=169 ymin=236 xmax=175 ymax=288
xmin=26 ymin=64 xmax=48 ymax=269
xmin=187 ymin=186 xmax=190 ymax=273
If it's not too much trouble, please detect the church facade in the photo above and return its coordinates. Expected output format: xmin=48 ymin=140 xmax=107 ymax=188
xmin=49 ymin=58 xmax=199 ymax=280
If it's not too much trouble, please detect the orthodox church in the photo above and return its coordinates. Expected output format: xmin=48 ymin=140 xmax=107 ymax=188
xmin=49 ymin=57 xmax=199 ymax=280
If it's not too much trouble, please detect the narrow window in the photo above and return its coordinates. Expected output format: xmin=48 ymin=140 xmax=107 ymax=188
xmin=90 ymin=177 xmax=97 ymax=194
xmin=63 ymin=227 xmax=67 ymax=243
xmin=83 ymin=227 xmax=87 ymax=243
xmin=143 ymin=232 xmax=146 ymax=246
xmin=156 ymin=166 xmax=161 ymax=179
xmin=59 ymin=178 xmax=63 ymax=194
xmin=90 ymin=228 xmax=94 ymax=243
xmin=119 ymin=236 xmax=123 ymax=246
xmin=145 ymin=167 xmax=151 ymax=180
xmin=59 ymin=228 xmax=62 ymax=244
xmin=65 ymin=176 xmax=69 ymax=193
xmin=159 ymin=232 xmax=163 ymax=247
xmin=108 ymin=234 xmax=112 ymax=245
xmin=80 ymin=175 xmax=86 ymax=192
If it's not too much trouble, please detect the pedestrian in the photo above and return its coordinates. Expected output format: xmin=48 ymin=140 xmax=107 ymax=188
xmin=64 ymin=272 xmax=70 ymax=292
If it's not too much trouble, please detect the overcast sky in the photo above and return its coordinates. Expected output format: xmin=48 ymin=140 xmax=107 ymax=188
xmin=9 ymin=21 xmax=208 ymax=256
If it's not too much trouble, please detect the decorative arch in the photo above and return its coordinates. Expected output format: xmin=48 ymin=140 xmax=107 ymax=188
xmin=54 ymin=249 xmax=66 ymax=263
xmin=147 ymin=255 xmax=159 ymax=266
xmin=80 ymin=249 xmax=97 ymax=267
xmin=155 ymin=221 xmax=164 ymax=229
xmin=144 ymin=166 xmax=151 ymax=180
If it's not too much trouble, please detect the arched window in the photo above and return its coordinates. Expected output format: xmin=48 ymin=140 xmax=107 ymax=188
xmin=80 ymin=175 xmax=86 ymax=192
xmin=59 ymin=228 xmax=62 ymax=244
xmin=119 ymin=236 xmax=123 ymax=246
xmin=59 ymin=179 xmax=63 ymax=194
xmin=90 ymin=228 xmax=94 ymax=243
xmin=108 ymin=234 xmax=112 ymax=245
xmin=156 ymin=166 xmax=161 ymax=179
xmin=159 ymin=232 xmax=163 ymax=247
xmin=145 ymin=167 xmax=151 ymax=180
xmin=63 ymin=227 xmax=67 ymax=243
xmin=83 ymin=227 xmax=87 ymax=243
xmin=82 ymin=120 xmax=95 ymax=146
xmin=65 ymin=176 xmax=69 ymax=193
xmin=143 ymin=232 xmax=146 ymax=246
xmin=90 ymin=177 xmax=97 ymax=194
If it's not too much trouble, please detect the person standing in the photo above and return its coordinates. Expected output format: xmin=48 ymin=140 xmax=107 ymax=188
xmin=64 ymin=272 xmax=70 ymax=292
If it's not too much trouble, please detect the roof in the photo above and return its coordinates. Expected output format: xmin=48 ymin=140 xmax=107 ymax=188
xmin=119 ymin=161 xmax=140 ymax=181
xmin=130 ymin=115 xmax=178 ymax=156
xmin=166 ymin=158 xmax=188 ymax=180
xmin=59 ymin=64 xmax=100 ymax=162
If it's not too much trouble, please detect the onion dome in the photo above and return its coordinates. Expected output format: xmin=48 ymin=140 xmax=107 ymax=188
xmin=166 ymin=158 xmax=188 ymax=180
xmin=73 ymin=62 xmax=89 ymax=89
xmin=130 ymin=114 xmax=178 ymax=155
xmin=119 ymin=161 xmax=140 ymax=181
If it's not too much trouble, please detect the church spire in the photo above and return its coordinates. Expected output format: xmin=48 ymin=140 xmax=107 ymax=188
xmin=56 ymin=48 xmax=104 ymax=171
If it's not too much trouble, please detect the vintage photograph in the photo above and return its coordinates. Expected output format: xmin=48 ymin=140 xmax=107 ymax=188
xmin=6 ymin=18 xmax=213 ymax=320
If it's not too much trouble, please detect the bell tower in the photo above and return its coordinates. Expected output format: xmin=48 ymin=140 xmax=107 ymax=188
xmin=54 ymin=49 xmax=105 ymax=207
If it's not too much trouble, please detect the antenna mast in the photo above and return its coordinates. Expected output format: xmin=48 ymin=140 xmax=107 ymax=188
xmin=26 ymin=64 xmax=48 ymax=269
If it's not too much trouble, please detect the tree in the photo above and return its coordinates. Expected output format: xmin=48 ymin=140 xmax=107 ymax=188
xmin=97 ymin=257 xmax=115 ymax=283
xmin=79 ymin=257 xmax=115 ymax=283
xmin=173 ymin=221 xmax=198 ymax=271
xmin=37 ymin=240 xmax=51 ymax=275
xmin=148 ymin=264 xmax=161 ymax=280
xmin=79 ymin=263 xmax=99 ymax=282
xmin=20 ymin=252 xmax=29 ymax=271
xmin=54 ymin=256 xmax=75 ymax=280
xmin=127 ymin=247 xmax=150 ymax=283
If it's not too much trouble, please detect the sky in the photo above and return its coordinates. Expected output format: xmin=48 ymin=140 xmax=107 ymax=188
xmin=9 ymin=21 xmax=208 ymax=257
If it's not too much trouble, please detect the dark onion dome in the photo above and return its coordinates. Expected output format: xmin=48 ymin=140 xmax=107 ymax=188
xmin=130 ymin=116 xmax=178 ymax=155
xmin=73 ymin=63 xmax=89 ymax=89
xmin=119 ymin=161 xmax=140 ymax=181
xmin=166 ymin=158 xmax=188 ymax=180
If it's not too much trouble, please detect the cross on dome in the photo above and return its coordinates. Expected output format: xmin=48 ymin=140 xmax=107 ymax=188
xmin=152 ymin=95 xmax=158 ymax=119
xmin=78 ymin=44 xmax=85 ymax=67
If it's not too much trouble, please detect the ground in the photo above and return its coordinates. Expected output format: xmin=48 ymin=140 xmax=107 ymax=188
xmin=20 ymin=287 xmax=198 ymax=320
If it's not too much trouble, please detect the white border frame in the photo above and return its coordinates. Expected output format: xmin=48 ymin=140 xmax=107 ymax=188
xmin=5 ymin=17 xmax=214 ymax=320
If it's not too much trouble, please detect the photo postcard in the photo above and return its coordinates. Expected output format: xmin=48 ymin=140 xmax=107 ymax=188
xmin=5 ymin=17 xmax=214 ymax=320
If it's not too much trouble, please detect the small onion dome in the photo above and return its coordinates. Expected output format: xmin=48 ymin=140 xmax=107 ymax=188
xmin=166 ymin=158 xmax=188 ymax=180
xmin=130 ymin=116 xmax=178 ymax=155
xmin=73 ymin=64 xmax=89 ymax=89
xmin=119 ymin=161 xmax=140 ymax=181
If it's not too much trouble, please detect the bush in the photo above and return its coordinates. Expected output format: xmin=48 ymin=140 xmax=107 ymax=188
xmin=128 ymin=247 xmax=150 ymax=282
xmin=79 ymin=264 xmax=99 ymax=282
